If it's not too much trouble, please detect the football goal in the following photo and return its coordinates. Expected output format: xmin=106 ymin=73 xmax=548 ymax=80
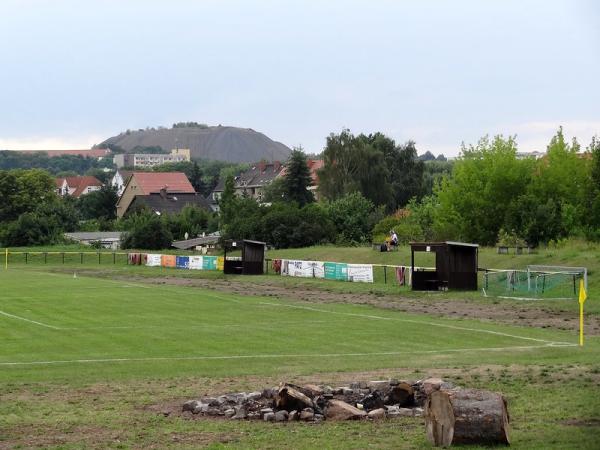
xmin=482 ymin=265 xmax=587 ymax=300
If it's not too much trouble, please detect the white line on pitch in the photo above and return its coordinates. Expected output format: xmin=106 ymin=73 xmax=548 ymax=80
xmin=62 ymin=320 xmax=329 ymax=330
xmin=0 ymin=310 xmax=61 ymax=329
xmin=0 ymin=343 xmax=575 ymax=366
xmin=258 ymin=302 xmax=573 ymax=346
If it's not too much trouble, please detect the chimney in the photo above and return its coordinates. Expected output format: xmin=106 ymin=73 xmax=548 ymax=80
xmin=258 ymin=161 xmax=266 ymax=172
xmin=159 ymin=186 xmax=168 ymax=199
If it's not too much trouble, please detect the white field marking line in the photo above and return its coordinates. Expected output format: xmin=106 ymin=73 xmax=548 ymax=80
xmin=0 ymin=310 xmax=61 ymax=329
xmin=258 ymin=302 xmax=573 ymax=346
xmin=0 ymin=343 xmax=576 ymax=367
xmin=61 ymin=320 xmax=330 ymax=330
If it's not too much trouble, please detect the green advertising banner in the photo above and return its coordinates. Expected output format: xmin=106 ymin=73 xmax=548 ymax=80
xmin=324 ymin=262 xmax=348 ymax=281
xmin=202 ymin=256 xmax=217 ymax=270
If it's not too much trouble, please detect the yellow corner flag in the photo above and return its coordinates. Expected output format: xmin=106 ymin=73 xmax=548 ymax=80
xmin=579 ymin=279 xmax=587 ymax=346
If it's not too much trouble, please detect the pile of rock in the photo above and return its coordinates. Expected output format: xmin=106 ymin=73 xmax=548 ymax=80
xmin=182 ymin=378 xmax=453 ymax=422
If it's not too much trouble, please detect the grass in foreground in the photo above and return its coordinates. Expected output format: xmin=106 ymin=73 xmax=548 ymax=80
xmin=1 ymin=267 xmax=599 ymax=448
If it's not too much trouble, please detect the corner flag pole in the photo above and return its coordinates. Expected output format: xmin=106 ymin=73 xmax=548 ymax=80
xmin=579 ymin=279 xmax=587 ymax=346
xmin=4 ymin=248 xmax=7 ymax=270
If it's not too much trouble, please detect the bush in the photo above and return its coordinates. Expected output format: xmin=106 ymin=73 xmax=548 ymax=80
xmin=120 ymin=211 xmax=173 ymax=250
xmin=327 ymin=192 xmax=376 ymax=244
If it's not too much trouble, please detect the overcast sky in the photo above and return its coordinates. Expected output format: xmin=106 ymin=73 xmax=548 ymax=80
xmin=1 ymin=0 xmax=598 ymax=156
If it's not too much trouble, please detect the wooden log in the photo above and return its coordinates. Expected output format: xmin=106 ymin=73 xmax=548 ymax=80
xmin=275 ymin=383 xmax=314 ymax=412
xmin=425 ymin=388 xmax=510 ymax=447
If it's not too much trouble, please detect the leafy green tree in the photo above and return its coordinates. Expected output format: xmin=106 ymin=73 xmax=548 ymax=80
xmin=1 ymin=198 xmax=79 ymax=246
xmin=435 ymin=136 xmax=534 ymax=245
xmin=326 ymin=192 xmax=377 ymax=244
xmin=219 ymin=174 xmax=237 ymax=229
xmin=282 ymin=148 xmax=314 ymax=207
xmin=585 ymin=136 xmax=600 ymax=240
xmin=76 ymin=185 xmax=118 ymax=221
xmin=318 ymin=130 xmax=392 ymax=208
xmin=0 ymin=169 xmax=57 ymax=223
xmin=120 ymin=210 xmax=173 ymax=249
xmin=262 ymin=176 xmax=286 ymax=203
xmin=529 ymin=128 xmax=589 ymax=235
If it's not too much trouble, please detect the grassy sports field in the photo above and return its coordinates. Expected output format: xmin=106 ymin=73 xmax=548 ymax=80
xmin=1 ymin=245 xmax=599 ymax=448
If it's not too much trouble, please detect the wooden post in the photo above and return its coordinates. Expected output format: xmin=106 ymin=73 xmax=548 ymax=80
xmin=80 ymin=252 xmax=83 ymax=264
xmin=384 ymin=266 xmax=387 ymax=284
xmin=113 ymin=252 xmax=116 ymax=264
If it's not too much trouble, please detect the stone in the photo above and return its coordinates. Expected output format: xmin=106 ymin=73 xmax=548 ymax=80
xmin=389 ymin=379 xmax=400 ymax=386
xmin=332 ymin=387 xmax=344 ymax=395
xmin=368 ymin=408 xmax=386 ymax=420
xmin=247 ymin=391 xmax=262 ymax=401
xmin=260 ymin=408 xmax=274 ymax=417
xmin=275 ymin=410 xmax=289 ymax=422
xmin=264 ymin=412 xmax=275 ymax=422
xmin=201 ymin=397 xmax=218 ymax=405
xmin=385 ymin=405 xmax=400 ymax=417
xmin=192 ymin=402 xmax=209 ymax=414
xmin=325 ymin=400 xmax=367 ymax=420
xmin=342 ymin=387 xmax=353 ymax=396
xmin=413 ymin=407 xmax=424 ymax=417
xmin=232 ymin=405 xmax=247 ymax=420
xmin=182 ymin=400 xmax=199 ymax=412
xmin=299 ymin=408 xmax=314 ymax=421
xmin=262 ymin=388 xmax=276 ymax=399
xmin=313 ymin=414 xmax=324 ymax=422
xmin=289 ymin=410 xmax=298 ymax=421
xmin=323 ymin=386 xmax=333 ymax=395
xmin=367 ymin=380 xmax=390 ymax=391
xmin=350 ymin=382 xmax=361 ymax=390
xmin=360 ymin=391 xmax=384 ymax=411
xmin=224 ymin=408 xmax=236 ymax=418
xmin=398 ymin=408 xmax=413 ymax=417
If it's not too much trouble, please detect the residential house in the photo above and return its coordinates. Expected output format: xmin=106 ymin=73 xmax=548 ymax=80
xmin=110 ymin=169 xmax=133 ymax=196
xmin=55 ymin=176 xmax=103 ymax=198
xmin=113 ymin=148 xmax=191 ymax=169
xmin=64 ymin=231 xmax=123 ymax=250
xmin=209 ymin=159 xmax=324 ymax=209
xmin=279 ymin=159 xmax=324 ymax=201
xmin=210 ymin=161 xmax=284 ymax=210
xmin=116 ymin=171 xmax=208 ymax=218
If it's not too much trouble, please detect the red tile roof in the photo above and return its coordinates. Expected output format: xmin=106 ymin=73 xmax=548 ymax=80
xmin=55 ymin=176 xmax=103 ymax=197
xmin=132 ymin=172 xmax=195 ymax=194
xmin=279 ymin=159 xmax=324 ymax=184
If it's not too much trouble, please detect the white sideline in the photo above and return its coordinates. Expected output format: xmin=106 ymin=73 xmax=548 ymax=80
xmin=0 ymin=310 xmax=61 ymax=329
xmin=0 ymin=343 xmax=576 ymax=366
xmin=258 ymin=302 xmax=574 ymax=346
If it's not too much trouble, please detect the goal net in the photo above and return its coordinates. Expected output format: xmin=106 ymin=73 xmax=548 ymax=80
xmin=483 ymin=265 xmax=587 ymax=300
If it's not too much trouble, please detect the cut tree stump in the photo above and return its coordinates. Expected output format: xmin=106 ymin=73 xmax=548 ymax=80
xmin=425 ymin=388 xmax=510 ymax=447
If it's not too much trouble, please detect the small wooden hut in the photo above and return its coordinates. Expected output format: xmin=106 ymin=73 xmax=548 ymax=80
xmin=223 ymin=240 xmax=266 ymax=275
xmin=410 ymin=241 xmax=479 ymax=291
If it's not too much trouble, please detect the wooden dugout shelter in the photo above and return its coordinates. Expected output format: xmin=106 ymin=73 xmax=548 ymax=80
xmin=222 ymin=239 xmax=266 ymax=275
xmin=410 ymin=241 xmax=479 ymax=291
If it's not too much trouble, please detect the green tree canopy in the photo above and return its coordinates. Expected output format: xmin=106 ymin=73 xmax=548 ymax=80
xmin=282 ymin=148 xmax=314 ymax=207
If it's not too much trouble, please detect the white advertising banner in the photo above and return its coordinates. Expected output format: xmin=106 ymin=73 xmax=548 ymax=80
xmin=146 ymin=254 xmax=162 ymax=267
xmin=281 ymin=260 xmax=325 ymax=278
xmin=189 ymin=256 xmax=203 ymax=270
xmin=347 ymin=264 xmax=374 ymax=283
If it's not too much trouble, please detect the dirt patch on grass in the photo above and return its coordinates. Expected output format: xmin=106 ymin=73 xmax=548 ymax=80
xmin=102 ymin=272 xmax=600 ymax=335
